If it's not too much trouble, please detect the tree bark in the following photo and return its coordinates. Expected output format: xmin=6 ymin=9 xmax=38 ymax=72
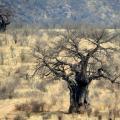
xmin=68 ymin=83 xmax=89 ymax=113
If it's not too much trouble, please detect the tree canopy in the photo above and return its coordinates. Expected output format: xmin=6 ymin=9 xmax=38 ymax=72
xmin=33 ymin=27 xmax=120 ymax=113
xmin=34 ymin=28 xmax=120 ymax=83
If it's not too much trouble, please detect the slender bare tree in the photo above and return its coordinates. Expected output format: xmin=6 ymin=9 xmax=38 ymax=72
xmin=33 ymin=27 xmax=120 ymax=113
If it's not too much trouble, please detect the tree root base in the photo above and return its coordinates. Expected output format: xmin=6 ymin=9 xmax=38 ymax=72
xmin=68 ymin=104 xmax=92 ymax=114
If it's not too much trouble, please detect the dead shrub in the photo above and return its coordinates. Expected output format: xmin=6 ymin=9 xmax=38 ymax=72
xmin=0 ymin=77 xmax=19 ymax=99
xmin=15 ymin=66 xmax=29 ymax=80
xmin=108 ymin=109 xmax=120 ymax=119
xmin=0 ymin=52 xmax=4 ymax=65
xmin=15 ymin=103 xmax=31 ymax=112
xmin=20 ymin=49 xmax=34 ymax=63
xmin=58 ymin=115 xmax=63 ymax=120
xmin=15 ymin=100 xmax=44 ymax=113
xmin=14 ymin=114 xmax=26 ymax=120
xmin=30 ymin=100 xmax=42 ymax=112
xmin=98 ymin=115 xmax=102 ymax=120
xmin=87 ymin=107 xmax=92 ymax=117
xmin=94 ymin=109 xmax=100 ymax=117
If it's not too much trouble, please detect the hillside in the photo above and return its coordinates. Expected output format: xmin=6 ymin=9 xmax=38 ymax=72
xmin=0 ymin=0 xmax=120 ymax=27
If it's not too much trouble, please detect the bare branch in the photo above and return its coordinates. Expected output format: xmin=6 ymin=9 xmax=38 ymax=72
xmin=33 ymin=27 xmax=120 ymax=87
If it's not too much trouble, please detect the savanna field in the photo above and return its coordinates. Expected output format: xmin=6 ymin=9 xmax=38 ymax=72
xmin=0 ymin=27 xmax=120 ymax=120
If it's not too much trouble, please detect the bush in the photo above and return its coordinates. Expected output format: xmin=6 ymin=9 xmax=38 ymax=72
xmin=15 ymin=103 xmax=31 ymax=112
xmin=15 ymin=66 xmax=29 ymax=80
xmin=30 ymin=101 xmax=42 ymax=112
xmin=108 ymin=109 xmax=120 ymax=119
xmin=0 ymin=52 xmax=4 ymax=65
xmin=0 ymin=77 xmax=19 ymax=99
xmin=14 ymin=114 xmax=26 ymax=120
xmin=15 ymin=100 xmax=44 ymax=113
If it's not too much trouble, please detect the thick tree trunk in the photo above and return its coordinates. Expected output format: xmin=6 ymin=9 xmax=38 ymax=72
xmin=68 ymin=84 xmax=89 ymax=113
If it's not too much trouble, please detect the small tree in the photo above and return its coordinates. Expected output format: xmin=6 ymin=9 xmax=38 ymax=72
xmin=0 ymin=6 xmax=12 ymax=31
xmin=33 ymin=28 xmax=120 ymax=113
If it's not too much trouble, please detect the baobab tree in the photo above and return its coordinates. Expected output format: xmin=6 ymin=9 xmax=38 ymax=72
xmin=33 ymin=28 xmax=120 ymax=113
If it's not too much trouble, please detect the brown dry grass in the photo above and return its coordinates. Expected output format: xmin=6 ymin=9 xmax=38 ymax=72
xmin=0 ymin=28 xmax=119 ymax=120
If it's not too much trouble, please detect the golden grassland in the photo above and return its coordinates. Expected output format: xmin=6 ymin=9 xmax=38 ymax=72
xmin=0 ymin=28 xmax=120 ymax=120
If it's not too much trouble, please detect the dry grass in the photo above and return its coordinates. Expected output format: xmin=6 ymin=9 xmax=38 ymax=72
xmin=0 ymin=28 xmax=119 ymax=119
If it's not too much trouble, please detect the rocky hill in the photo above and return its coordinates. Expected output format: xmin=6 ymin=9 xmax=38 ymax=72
xmin=0 ymin=0 xmax=120 ymax=27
